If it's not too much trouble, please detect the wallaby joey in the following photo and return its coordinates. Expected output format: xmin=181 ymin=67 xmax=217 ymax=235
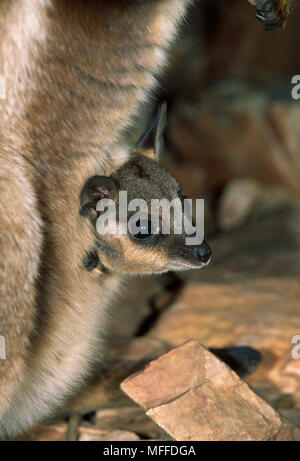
xmin=80 ymin=104 xmax=211 ymax=276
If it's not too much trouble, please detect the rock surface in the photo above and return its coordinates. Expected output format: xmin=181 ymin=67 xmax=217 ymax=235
xmin=217 ymin=179 xmax=292 ymax=231
xmin=147 ymin=280 xmax=300 ymax=408
xmin=78 ymin=427 xmax=140 ymax=442
xmin=168 ymin=87 xmax=300 ymax=196
xmin=121 ymin=341 xmax=300 ymax=441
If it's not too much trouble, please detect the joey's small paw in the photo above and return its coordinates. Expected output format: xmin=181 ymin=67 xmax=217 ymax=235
xmin=80 ymin=176 xmax=117 ymax=216
xmin=250 ymin=0 xmax=292 ymax=30
xmin=82 ymin=248 xmax=99 ymax=271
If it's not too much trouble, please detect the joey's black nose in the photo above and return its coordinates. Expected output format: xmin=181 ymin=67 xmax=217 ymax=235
xmin=193 ymin=241 xmax=211 ymax=264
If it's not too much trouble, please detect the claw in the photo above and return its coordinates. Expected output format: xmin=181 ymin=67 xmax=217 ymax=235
xmin=249 ymin=0 xmax=293 ymax=30
xmin=255 ymin=12 xmax=267 ymax=22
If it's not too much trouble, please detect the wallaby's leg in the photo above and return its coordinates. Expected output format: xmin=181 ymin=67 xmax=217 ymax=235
xmin=0 ymin=154 xmax=43 ymax=437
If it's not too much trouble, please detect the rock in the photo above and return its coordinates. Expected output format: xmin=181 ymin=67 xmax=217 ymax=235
xmin=25 ymin=422 xmax=141 ymax=441
xmin=146 ymin=280 xmax=300 ymax=408
xmin=78 ymin=426 xmax=140 ymax=441
xmin=217 ymin=178 xmax=292 ymax=231
xmin=148 ymin=277 xmax=300 ymax=402
xmin=95 ymin=406 xmax=166 ymax=439
xmin=168 ymin=84 xmax=300 ymax=195
xmin=199 ymin=204 xmax=300 ymax=280
xmin=218 ymin=178 xmax=263 ymax=231
xmin=121 ymin=341 xmax=300 ymax=441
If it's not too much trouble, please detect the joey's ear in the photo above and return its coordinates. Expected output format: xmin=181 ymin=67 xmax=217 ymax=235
xmin=80 ymin=176 xmax=117 ymax=218
xmin=135 ymin=101 xmax=167 ymax=161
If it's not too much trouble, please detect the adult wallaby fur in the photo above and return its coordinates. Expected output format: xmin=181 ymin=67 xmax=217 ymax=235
xmin=0 ymin=0 xmax=199 ymax=439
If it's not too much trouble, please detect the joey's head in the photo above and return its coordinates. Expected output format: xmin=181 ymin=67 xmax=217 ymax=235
xmin=80 ymin=103 xmax=211 ymax=275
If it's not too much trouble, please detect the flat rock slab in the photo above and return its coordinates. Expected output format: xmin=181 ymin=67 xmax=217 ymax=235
xmin=147 ymin=279 xmax=300 ymax=407
xmin=78 ymin=427 xmax=140 ymax=442
xmin=121 ymin=341 xmax=300 ymax=441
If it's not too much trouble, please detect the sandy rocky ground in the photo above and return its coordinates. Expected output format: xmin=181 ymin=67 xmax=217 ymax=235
xmin=23 ymin=0 xmax=300 ymax=441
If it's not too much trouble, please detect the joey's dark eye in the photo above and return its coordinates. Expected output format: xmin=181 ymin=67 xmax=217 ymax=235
xmin=128 ymin=218 xmax=158 ymax=242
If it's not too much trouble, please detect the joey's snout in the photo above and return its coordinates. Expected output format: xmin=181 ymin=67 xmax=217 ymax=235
xmin=193 ymin=241 xmax=211 ymax=265
xmin=164 ymin=238 xmax=212 ymax=272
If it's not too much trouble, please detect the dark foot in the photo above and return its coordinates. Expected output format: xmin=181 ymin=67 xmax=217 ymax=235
xmin=209 ymin=345 xmax=262 ymax=378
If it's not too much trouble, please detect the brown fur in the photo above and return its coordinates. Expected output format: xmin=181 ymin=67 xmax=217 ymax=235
xmin=0 ymin=0 xmax=193 ymax=439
